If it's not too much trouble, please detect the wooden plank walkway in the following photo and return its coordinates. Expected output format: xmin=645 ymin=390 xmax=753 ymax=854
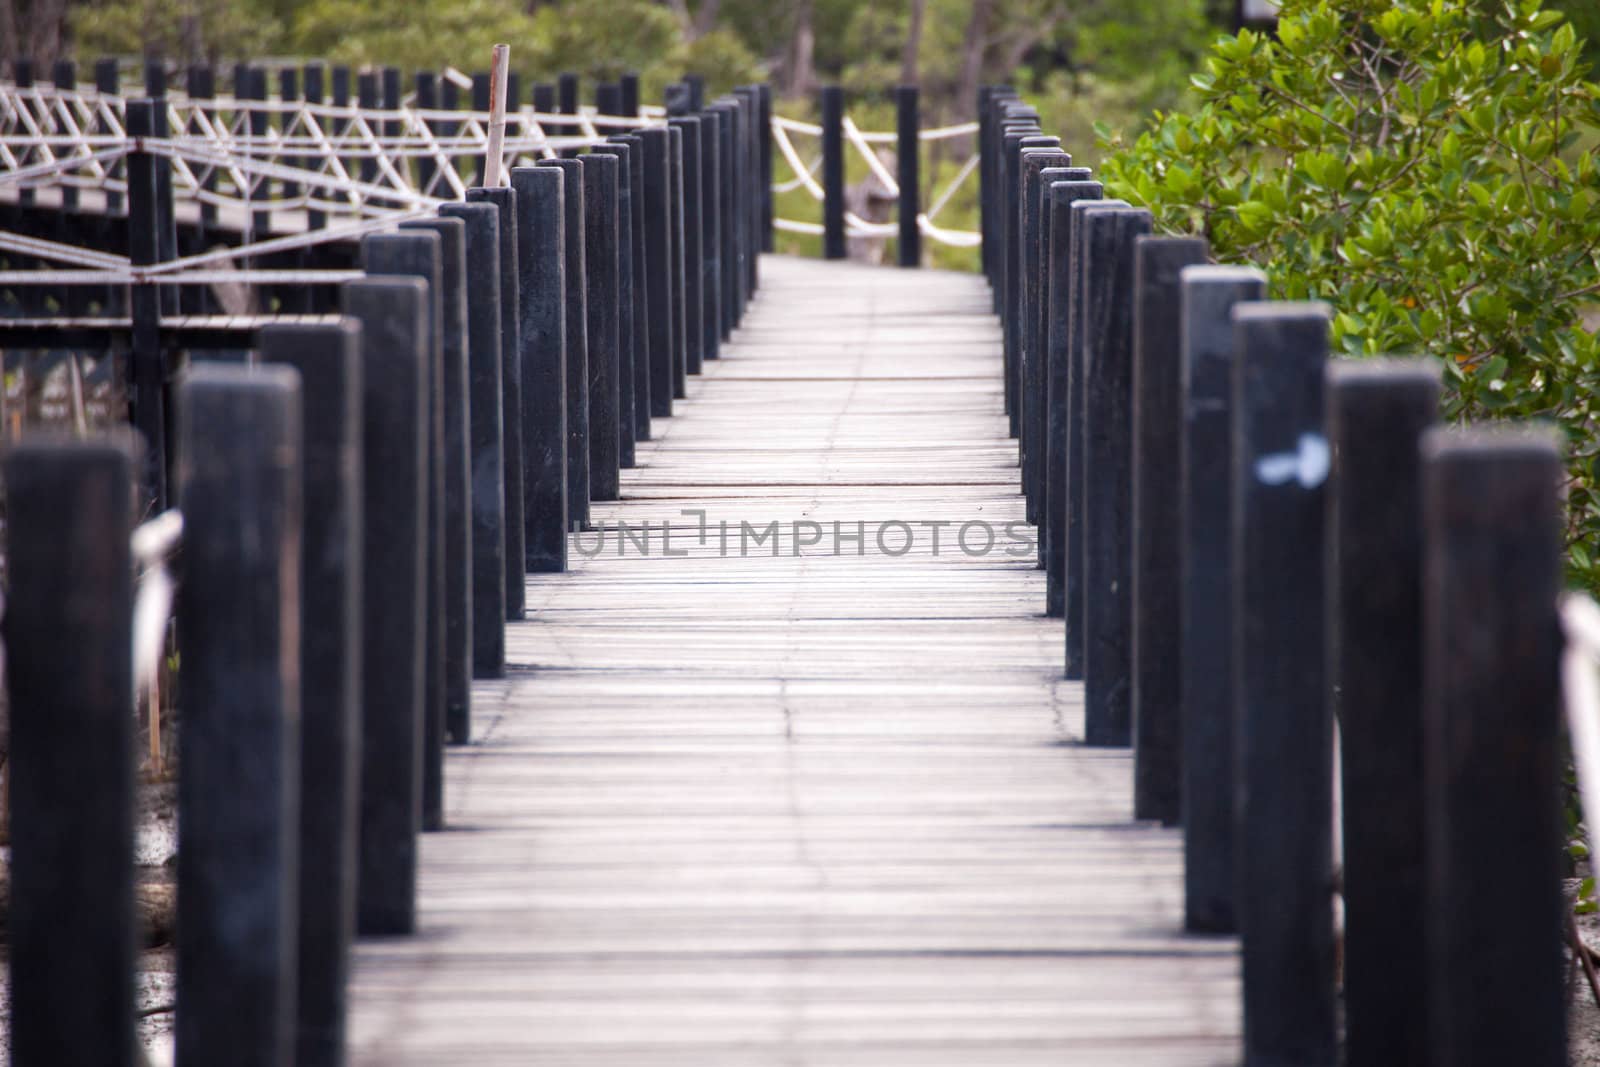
xmin=346 ymin=254 xmax=1241 ymax=1065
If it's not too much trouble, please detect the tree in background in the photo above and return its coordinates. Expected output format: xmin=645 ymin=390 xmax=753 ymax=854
xmin=1099 ymin=0 xmax=1600 ymax=581
xmin=47 ymin=0 xmax=1220 ymax=126
xmin=5 ymin=0 xmax=83 ymax=69
xmin=45 ymin=0 xmax=1228 ymax=270
xmin=1564 ymin=2 xmax=1600 ymax=75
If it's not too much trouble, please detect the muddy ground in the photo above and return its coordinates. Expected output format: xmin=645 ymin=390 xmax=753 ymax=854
xmin=0 ymin=780 xmax=177 ymax=1065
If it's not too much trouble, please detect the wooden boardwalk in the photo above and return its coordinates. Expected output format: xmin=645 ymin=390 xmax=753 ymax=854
xmin=345 ymin=255 xmax=1241 ymax=1065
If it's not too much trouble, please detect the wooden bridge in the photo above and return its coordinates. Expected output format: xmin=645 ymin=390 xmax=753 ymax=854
xmin=0 ymin=61 xmax=1583 ymax=1067
xmin=343 ymin=254 xmax=1238 ymax=1065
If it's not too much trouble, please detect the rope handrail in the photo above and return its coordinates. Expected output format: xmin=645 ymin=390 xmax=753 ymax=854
xmin=0 ymin=268 xmax=367 ymax=285
xmin=0 ymin=78 xmax=984 ymax=251
xmin=131 ymin=509 xmax=182 ymax=701
xmin=769 ymin=108 xmax=981 ymax=248
xmin=1561 ymin=592 xmax=1600 ymax=868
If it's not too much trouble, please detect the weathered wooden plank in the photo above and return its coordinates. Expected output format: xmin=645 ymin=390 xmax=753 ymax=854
xmin=345 ymin=254 xmax=1239 ymax=1065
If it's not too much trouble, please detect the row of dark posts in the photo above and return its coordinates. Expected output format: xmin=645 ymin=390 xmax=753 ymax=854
xmin=2 ymin=75 xmax=775 ymax=1067
xmin=816 ymin=84 xmax=922 ymax=267
xmin=980 ymin=84 xmax=1568 ymax=1067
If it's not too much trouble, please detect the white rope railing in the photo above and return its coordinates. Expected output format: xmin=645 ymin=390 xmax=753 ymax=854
xmin=1561 ymin=593 xmax=1600 ymax=867
xmin=768 ymin=111 xmax=979 ymax=247
xmin=0 ymin=81 xmax=985 ymax=255
xmin=130 ymin=507 xmax=183 ymax=775
xmin=0 ymin=82 xmax=665 ymax=218
xmin=131 ymin=509 xmax=182 ymax=701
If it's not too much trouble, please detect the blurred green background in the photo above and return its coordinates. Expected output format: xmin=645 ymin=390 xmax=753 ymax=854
xmin=15 ymin=0 xmax=1600 ymax=269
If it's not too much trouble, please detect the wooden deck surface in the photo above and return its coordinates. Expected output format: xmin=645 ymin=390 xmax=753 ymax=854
xmin=345 ymin=254 xmax=1241 ymax=1065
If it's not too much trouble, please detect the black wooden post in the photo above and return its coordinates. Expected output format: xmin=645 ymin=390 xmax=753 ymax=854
xmin=669 ymin=116 xmax=704 ymax=378
xmin=707 ymin=100 xmax=732 ymax=335
xmin=278 ymin=66 xmax=301 ymax=209
xmin=278 ymin=66 xmax=312 ymax=311
xmin=639 ymin=128 xmax=675 ymax=418
xmin=535 ymin=158 xmax=591 ymax=529
xmin=1177 ymin=264 xmax=1266 ymax=933
xmin=340 ymin=277 xmax=429 ymax=936
xmin=1231 ymin=302 xmax=1335 ymax=1067
xmin=737 ymin=86 xmax=762 ymax=294
xmin=381 ymin=65 xmax=401 ymax=161
xmin=620 ymin=72 xmax=640 ymax=117
xmin=361 ymin=230 xmax=448 ymax=832
xmin=730 ymin=88 xmax=751 ymax=293
xmin=1043 ymin=177 xmax=1101 ymax=618
xmin=978 ymin=85 xmax=993 ymax=285
xmin=665 ymin=80 xmax=693 ymax=117
xmin=356 ymin=70 xmax=378 ymax=187
xmin=997 ymin=116 xmax=1036 ymax=430
xmin=596 ymin=80 xmax=621 ymax=124
xmin=125 ymin=99 xmax=167 ymax=508
xmin=667 ymin=126 xmax=689 ymax=397
xmin=1081 ymin=206 xmax=1151 ymax=746
xmin=510 ymin=165 xmax=569 ymax=572
xmin=986 ymin=91 xmax=1020 ymax=305
xmin=9 ymin=58 xmax=32 ymax=207
xmin=586 ymin=143 xmax=637 ymax=467
xmin=1007 ymin=132 xmax=1056 ymax=445
xmin=240 ymin=65 xmax=271 ymax=238
xmin=740 ymin=90 xmax=757 ymax=309
xmin=1018 ymin=145 xmax=1068 ymax=521
xmin=729 ymin=94 xmax=749 ymax=306
xmin=465 ymin=185 xmax=529 ymax=615
xmin=303 ymin=64 xmax=327 ymax=230
xmin=94 ymin=58 xmax=123 ymax=213
xmin=609 ymin=132 xmax=651 ymax=441
xmin=415 ymin=71 xmax=439 ymax=196
xmin=52 ymin=60 xmax=79 ymax=211
xmin=993 ymin=102 xmax=1027 ymax=306
xmin=1063 ymin=196 xmax=1129 ymax=678
xmin=146 ymin=75 xmax=179 ymax=317
xmin=1421 ymin=426 xmax=1566 ymax=1067
xmin=558 ymin=71 xmax=579 ymax=157
xmin=1031 ymin=165 xmax=1090 ymax=556
xmin=759 ymin=83 xmax=774 ymax=253
xmin=710 ymin=100 xmax=742 ymax=330
xmin=1129 ymin=236 xmax=1209 ymax=823
xmin=697 ymin=107 xmax=722 ymax=361
xmin=15 ymin=59 xmax=35 ymax=207
xmin=532 ymin=82 xmax=554 ymax=131
xmin=820 ymin=85 xmax=846 ymax=260
xmin=1328 ymin=359 xmax=1440 ymax=1067
xmin=175 ymin=363 xmax=303 ymax=1067
xmin=5 ymin=438 xmax=138 ymax=1067
xmin=398 ymin=217 xmax=473 ymax=765
xmin=684 ymin=74 xmax=706 ymax=112
xmin=439 ymin=202 xmax=509 ymax=687
xmin=896 ymin=85 xmax=920 ymax=267
xmin=332 ymin=66 xmax=353 ymax=192
xmin=580 ymin=152 xmax=622 ymax=500
xmin=259 ymin=322 xmax=363 ymax=1067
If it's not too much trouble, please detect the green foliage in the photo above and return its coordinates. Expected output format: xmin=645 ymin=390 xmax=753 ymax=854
xmin=291 ymin=0 xmax=537 ymax=76
xmin=72 ymin=0 xmax=761 ymax=99
xmin=1097 ymin=0 xmax=1600 ymax=584
xmin=1032 ymin=0 xmax=1213 ymax=116
xmin=521 ymin=0 xmax=681 ymax=93
xmin=680 ymin=30 xmax=764 ymax=98
xmin=1558 ymin=2 xmax=1600 ymax=77
xmin=71 ymin=0 xmax=288 ymax=64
